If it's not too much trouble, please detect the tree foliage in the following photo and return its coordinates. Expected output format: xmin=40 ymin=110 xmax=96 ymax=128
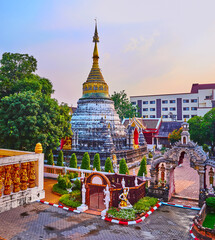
xmin=81 ymin=152 xmax=90 ymax=170
xmin=111 ymin=90 xmax=139 ymax=120
xmin=168 ymin=127 xmax=182 ymax=145
xmin=188 ymin=109 xmax=215 ymax=155
xmin=57 ymin=150 xmax=64 ymax=166
xmin=105 ymin=157 xmax=114 ymax=173
xmin=70 ymin=153 xmax=77 ymax=168
xmin=47 ymin=149 xmax=54 ymax=165
xmin=93 ymin=153 xmax=101 ymax=171
xmin=138 ymin=156 xmax=147 ymax=176
xmin=0 ymin=52 xmax=72 ymax=152
xmin=119 ymin=158 xmax=129 ymax=174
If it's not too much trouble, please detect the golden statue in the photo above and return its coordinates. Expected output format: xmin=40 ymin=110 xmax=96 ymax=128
xmin=13 ymin=164 xmax=20 ymax=193
xmin=62 ymin=137 xmax=72 ymax=150
xmin=119 ymin=188 xmax=132 ymax=208
xmin=35 ymin=143 xmax=43 ymax=153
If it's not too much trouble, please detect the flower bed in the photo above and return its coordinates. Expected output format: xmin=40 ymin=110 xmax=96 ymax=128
xmin=106 ymin=197 xmax=158 ymax=221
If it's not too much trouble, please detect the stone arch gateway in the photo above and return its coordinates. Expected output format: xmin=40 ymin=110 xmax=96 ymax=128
xmin=148 ymin=121 xmax=209 ymax=206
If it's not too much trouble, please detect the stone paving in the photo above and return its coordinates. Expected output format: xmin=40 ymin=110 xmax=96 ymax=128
xmin=0 ymin=202 xmax=196 ymax=240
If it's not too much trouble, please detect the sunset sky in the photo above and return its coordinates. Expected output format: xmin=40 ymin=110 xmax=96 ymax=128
xmin=0 ymin=0 xmax=215 ymax=106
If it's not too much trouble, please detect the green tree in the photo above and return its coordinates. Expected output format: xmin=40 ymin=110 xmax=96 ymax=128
xmin=47 ymin=149 xmax=54 ymax=165
xmin=0 ymin=91 xmax=72 ymax=152
xmin=111 ymin=90 xmax=139 ymax=120
xmin=70 ymin=153 xmax=77 ymax=168
xmin=0 ymin=53 xmax=72 ymax=152
xmin=93 ymin=153 xmax=101 ymax=171
xmin=119 ymin=158 xmax=129 ymax=174
xmin=168 ymin=127 xmax=182 ymax=145
xmin=188 ymin=109 xmax=215 ymax=155
xmin=138 ymin=156 xmax=147 ymax=176
xmin=105 ymin=157 xmax=114 ymax=173
xmin=57 ymin=150 xmax=64 ymax=166
xmin=81 ymin=152 xmax=90 ymax=170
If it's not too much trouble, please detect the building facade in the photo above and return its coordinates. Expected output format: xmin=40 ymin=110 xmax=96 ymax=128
xmin=130 ymin=83 xmax=215 ymax=121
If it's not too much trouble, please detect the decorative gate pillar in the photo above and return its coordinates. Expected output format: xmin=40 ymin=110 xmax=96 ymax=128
xmin=160 ymin=164 xmax=165 ymax=187
xmin=77 ymin=183 xmax=88 ymax=212
xmin=101 ymin=185 xmax=110 ymax=217
xmin=198 ymin=166 xmax=206 ymax=207
xmin=155 ymin=166 xmax=159 ymax=186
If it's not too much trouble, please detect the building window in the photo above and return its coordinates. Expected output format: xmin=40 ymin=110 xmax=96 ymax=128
xmin=170 ymin=100 xmax=176 ymax=103
xmin=143 ymin=115 xmax=148 ymax=118
xmin=162 ymin=115 xmax=168 ymax=118
xmin=150 ymin=108 xmax=155 ymax=111
xmin=183 ymin=99 xmax=189 ymax=103
xmin=150 ymin=100 xmax=155 ymax=104
xmin=150 ymin=115 xmax=155 ymax=118
xmin=183 ymin=107 xmax=189 ymax=111
xmin=205 ymin=96 xmax=212 ymax=100
xmin=170 ymin=107 xmax=176 ymax=111
xmin=131 ymin=101 xmax=136 ymax=105
xmin=143 ymin=101 xmax=148 ymax=104
xmin=191 ymin=115 xmax=197 ymax=118
xmin=162 ymin=100 xmax=168 ymax=104
xmin=162 ymin=108 xmax=168 ymax=111
xmin=143 ymin=108 xmax=148 ymax=111
xmin=183 ymin=115 xmax=189 ymax=118
xmin=191 ymin=107 xmax=197 ymax=110
xmin=191 ymin=99 xmax=197 ymax=103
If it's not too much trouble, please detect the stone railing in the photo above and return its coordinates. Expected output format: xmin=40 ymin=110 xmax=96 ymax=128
xmin=44 ymin=164 xmax=115 ymax=179
xmin=0 ymin=148 xmax=45 ymax=213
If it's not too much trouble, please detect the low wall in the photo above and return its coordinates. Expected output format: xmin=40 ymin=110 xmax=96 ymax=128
xmin=192 ymin=203 xmax=215 ymax=240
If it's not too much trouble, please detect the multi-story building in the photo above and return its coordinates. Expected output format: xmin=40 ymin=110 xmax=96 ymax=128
xmin=130 ymin=83 xmax=215 ymax=121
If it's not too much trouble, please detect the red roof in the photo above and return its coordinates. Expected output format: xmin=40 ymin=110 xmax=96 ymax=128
xmin=191 ymin=83 xmax=215 ymax=93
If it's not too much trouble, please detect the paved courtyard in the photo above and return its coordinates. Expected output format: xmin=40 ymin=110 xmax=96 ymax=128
xmin=0 ymin=202 xmax=196 ymax=240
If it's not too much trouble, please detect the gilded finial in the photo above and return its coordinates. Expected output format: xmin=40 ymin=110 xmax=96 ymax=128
xmin=93 ymin=18 xmax=99 ymax=43
xmin=35 ymin=143 xmax=43 ymax=153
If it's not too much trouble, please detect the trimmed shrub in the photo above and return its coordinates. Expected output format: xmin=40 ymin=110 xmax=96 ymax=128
xmin=70 ymin=189 xmax=81 ymax=202
xmin=57 ymin=174 xmax=72 ymax=190
xmin=52 ymin=183 xmax=68 ymax=195
xmin=119 ymin=158 xmax=129 ymax=174
xmin=59 ymin=194 xmax=81 ymax=208
xmin=57 ymin=150 xmax=64 ymax=166
xmin=93 ymin=153 xmax=101 ymax=171
xmin=73 ymin=179 xmax=81 ymax=190
xmin=81 ymin=152 xmax=90 ymax=170
xmin=105 ymin=157 xmax=114 ymax=173
xmin=70 ymin=153 xmax=77 ymax=168
xmin=138 ymin=156 xmax=147 ymax=176
xmin=206 ymin=197 xmax=215 ymax=208
xmin=47 ymin=149 xmax=54 ymax=165
xmin=134 ymin=197 xmax=158 ymax=211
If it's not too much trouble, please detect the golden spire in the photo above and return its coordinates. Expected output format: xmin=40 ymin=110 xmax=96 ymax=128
xmin=93 ymin=19 xmax=99 ymax=68
xmin=82 ymin=20 xmax=109 ymax=99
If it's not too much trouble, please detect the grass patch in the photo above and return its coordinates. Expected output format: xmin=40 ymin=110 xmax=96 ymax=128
xmin=133 ymin=196 xmax=158 ymax=211
xmin=52 ymin=183 xmax=68 ymax=195
xmin=59 ymin=194 xmax=81 ymax=208
xmin=203 ymin=212 xmax=215 ymax=229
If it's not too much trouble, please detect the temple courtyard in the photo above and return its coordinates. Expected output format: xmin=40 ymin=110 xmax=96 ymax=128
xmin=0 ymin=202 xmax=196 ymax=240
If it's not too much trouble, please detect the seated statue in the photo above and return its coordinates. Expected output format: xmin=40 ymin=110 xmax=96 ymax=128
xmin=119 ymin=188 xmax=132 ymax=208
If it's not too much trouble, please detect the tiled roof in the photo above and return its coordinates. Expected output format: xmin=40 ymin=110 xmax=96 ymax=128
xmin=155 ymin=121 xmax=182 ymax=138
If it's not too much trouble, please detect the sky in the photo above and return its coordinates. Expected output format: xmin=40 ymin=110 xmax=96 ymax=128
xmin=0 ymin=0 xmax=215 ymax=106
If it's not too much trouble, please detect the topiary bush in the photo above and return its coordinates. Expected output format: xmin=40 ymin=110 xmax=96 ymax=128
xmin=133 ymin=197 xmax=158 ymax=211
xmin=52 ymin=183 xmax=68 ymax=195
xmin=105 ymin=157 xmax=114 ymax=173
xmin=206 ymin=197 xmax=215 ymax=208
xmin=81 ymin=152 xmax=90 ymax=170
xmin=70 ymin=153 xmax=77 ymax=168
xmin=57 ymin=150 xmax=64 ymax=166
xmin=47 ymin=149 xmax=54 ymax=165
xmin=138 ymin=156 xmax=147 ymax=176
xmin=57 ymin=174 xmax=72 ymax=190
xmin=73 ymin=179 xmax=81 ymax=190
xmin=93 ymin=153 xmax=101 ymax=171
xmin=59 ymin=194 xmax=81 ymax=208
xmin=119 ymin=158 xmax=129 ymax=174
